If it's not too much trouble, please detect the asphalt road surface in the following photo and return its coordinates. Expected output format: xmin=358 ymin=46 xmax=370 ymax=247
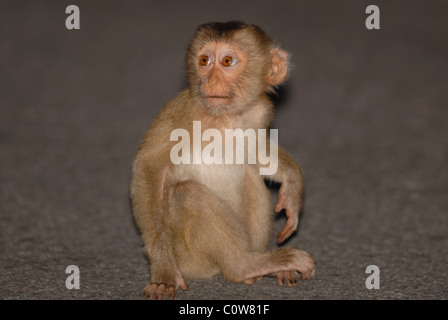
xmin=1 ymin=0 xmax=447 ymax=300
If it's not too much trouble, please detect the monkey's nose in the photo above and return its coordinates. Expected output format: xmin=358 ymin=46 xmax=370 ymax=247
xmin=207 ymin=69 xmax=221 ymax=88
xmin=207 ymin=77 xmax=219 ymax=87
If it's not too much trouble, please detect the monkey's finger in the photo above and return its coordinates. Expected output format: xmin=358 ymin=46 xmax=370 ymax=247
xmin=143 ymin=283 xmax=158 ymax=300
xmin=301 ymin=271 xmax=312 ymax=281
xmin=292 ymin=276 xmax=299 ymax=286
xmin=244 ymin=276 xmax=263 ymax=285
xmin=277 ymin=232 xmax=293 ymax=243
xmin=274 ymin=203 xmax=284 ymax=213
xmin=304 ymin=267 xmax=316 ymax=280
xmin=278 ymin=226 xmax=295 ymax=243
xmin=285 ymin=271 xmax=297 ymax=287
xmin=274 ymin=205 xmax=283 ymax=213
xmin=276 ymin=273 xmax=284 ymax=286
xmin=179 ymin=278 xmax=189 ymax=291
xmin=277 ymin=228 xmax=291 ymax=243
xmin=274 ymin=195 xmax=287 ymax=213
xmin=299 ymin=264 xmax=315 ymax=281
xmin=167 ymin=286 xmax=177 ymax=300
xmin=154 ymin=283 xmax=167 ymax=300
xmin=277 ymin=218 xmax=298 ymax=243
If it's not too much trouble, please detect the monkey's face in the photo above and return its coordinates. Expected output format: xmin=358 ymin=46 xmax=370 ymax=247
xmin=194 ymin=42 xmax=251 ymax=113
xmin=186 ymin=24 xmax=289 ymax=116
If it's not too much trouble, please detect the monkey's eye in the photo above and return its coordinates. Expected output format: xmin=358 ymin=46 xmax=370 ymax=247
xmin=199 ymin=55 xmax=211 ymax=66
xmin=222 ymin=56 xmax=237 ymax=67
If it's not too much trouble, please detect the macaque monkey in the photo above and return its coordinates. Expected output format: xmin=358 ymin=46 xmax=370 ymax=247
xmin=130 ymin=21 xmax=315 ymax=300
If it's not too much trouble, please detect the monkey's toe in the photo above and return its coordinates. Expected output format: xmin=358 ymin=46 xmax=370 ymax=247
xmin=293 ymin=250 xmax=315 ymax=281
xmin=243 ymin=276 xmax=263 ymax=285
xmin=275 ymin=271 xmax=300 ymax=287
xmin=143 ymin=283 xmax=177 ymax=300
xmin=300 ymin=265 xmax=316 ymax=281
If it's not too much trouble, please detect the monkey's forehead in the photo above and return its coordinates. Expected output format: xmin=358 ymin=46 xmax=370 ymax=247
xmin=194 ymin=21 xmax=272 ymax=43
xmin=189 ymin=26 xmax=273 ymax=53
xmin=195 ymin=41 xmax=245 ymax=55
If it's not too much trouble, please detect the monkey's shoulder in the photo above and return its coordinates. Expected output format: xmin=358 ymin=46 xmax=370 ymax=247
xmin=157 ymin=88 xmax=193 ymax=118
xmin=146 ymin=89 xmax=194 ymax=133
xmin=137 ymin=89 xmax=194 ymax=155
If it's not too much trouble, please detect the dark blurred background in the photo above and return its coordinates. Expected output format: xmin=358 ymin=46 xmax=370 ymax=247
xmin=1 ymin=0 xmax=447 ymax=299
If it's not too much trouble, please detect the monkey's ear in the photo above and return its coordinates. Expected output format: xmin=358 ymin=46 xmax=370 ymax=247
xmin=267 ymin=48 xmax=289 ymax=86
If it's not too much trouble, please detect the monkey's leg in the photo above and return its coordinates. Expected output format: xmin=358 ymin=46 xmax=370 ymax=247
xmin=244 ymin=167 xmax=273 ymax=252
xmin=139 ymin=230 xmax=189 ymax=300
xmin=131 ymin=165 xmax=188 ymax=300
xmin=165 ymin=179 xmax=250 ymax=280
xmin=241 ymin=168 xmax=272 ymax=285
xmin=242 ymin=169 xmax=311 ymax=287
xmin=168 ymin=179 xmax=315 ymax=284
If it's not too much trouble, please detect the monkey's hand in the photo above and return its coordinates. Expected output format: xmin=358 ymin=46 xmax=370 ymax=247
xmin=143 ymin=272 xmax=188 ymax=300
xmin=274 ymin=182 xmax=301 ymax=243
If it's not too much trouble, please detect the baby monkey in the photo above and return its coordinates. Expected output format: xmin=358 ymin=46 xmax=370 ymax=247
xmin=130 ymin=21 xmax=315 ymax=300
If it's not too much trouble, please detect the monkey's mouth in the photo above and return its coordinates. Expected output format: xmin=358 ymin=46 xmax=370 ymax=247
xmin=205 ymin=96 xmax=231 ymax=106
xmin=207 ymin=95 xmax=231 ymax=99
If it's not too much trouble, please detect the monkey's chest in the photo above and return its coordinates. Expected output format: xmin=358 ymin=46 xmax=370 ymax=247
xmin=172 ymin=163 xmax=246 ymax=208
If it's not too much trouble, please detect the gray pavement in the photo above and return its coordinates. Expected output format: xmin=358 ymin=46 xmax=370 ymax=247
xmin=1 ymin=0 xmax=447 ymax=299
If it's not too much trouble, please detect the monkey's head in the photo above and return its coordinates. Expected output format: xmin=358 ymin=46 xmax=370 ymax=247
xmin=187 ymin=21 xmax=289 ymax=115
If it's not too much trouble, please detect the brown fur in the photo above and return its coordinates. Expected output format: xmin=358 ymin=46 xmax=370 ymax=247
xmin=130 ymin=21 xmax=314 ymax=300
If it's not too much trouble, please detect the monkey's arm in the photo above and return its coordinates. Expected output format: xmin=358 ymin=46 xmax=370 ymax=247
xmin=131 ymin=157 xmax=188 ymax=299
xmin=262 ymin=146 xmax=304 ymax=243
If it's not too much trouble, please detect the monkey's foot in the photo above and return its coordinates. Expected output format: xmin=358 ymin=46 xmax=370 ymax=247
xmin=143 ymin=279 xmax=188 ymax=300
xmin=243 ymin=276 xmax=263 ymax=285
xmin=143 ymin=283 xmax=177 ymax=300
xmin=269 ymin=249 xmax=315 ymax=285
xmin=291 ymin=249 xmax=315 ymax=281
xmin=272 ymin=271 xmax=300 ymax=287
